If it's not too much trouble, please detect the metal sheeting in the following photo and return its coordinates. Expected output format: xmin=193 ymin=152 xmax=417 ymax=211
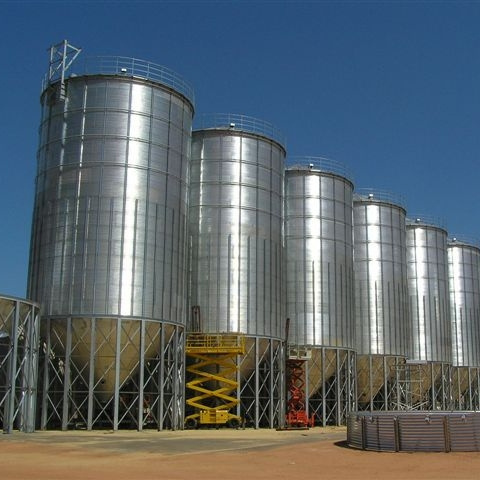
xmin=406 ymin=221 xmax=451 ymax=363
xmin=29 ymin=74 xmax=194 ymax=322
xmin=284 ymin=166 xmax=355 ymax=349
xmin=0 ymin=295 xmax=40 ymax=433
xmin=189 ymin=126 xmax=285 ymax=338
xmin=448 ymin=241 xmax=480 ymax=367
xmin=348 ymin=411 xmax=480 ymax=452
xmin=353 ymin=195 xmax=409 ymax=356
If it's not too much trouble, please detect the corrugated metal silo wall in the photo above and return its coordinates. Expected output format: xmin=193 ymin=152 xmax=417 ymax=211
xmin=406 ymin=223 xmax=452 ymax=363
xmin=448 ymin=242 xmax=480 ymax=367
xmin=29 ymin=75 xmax=193 ymax=322
xmin=353 ymin=199 xmax=410 ymax=357
xmin=189 ymin=129 xmax=285 ymax=338
xmin=284 ymin=169 xmax=355 ymax=348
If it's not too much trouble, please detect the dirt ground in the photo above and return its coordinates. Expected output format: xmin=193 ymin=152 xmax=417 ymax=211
xmin=2 ymin=426 xmax=480 ymax=480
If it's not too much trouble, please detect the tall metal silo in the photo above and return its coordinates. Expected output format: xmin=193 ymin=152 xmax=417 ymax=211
xmin=353 ymin=190 xmax=410 ymax=411
xmin=405 ymin=217 xmax=451 ymax=410
xmin=448 ymin=237 xmax=480 ymax=410
xmin=28 ymin=41 xmax=194 ymax=430
xmin=285 ymin=157 xmax=355 ymax=426
xmin=188 ymin=114 xmax=286 ymax=428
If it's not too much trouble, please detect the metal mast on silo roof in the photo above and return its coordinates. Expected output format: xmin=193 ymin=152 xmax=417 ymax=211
xmin=45 ymin=40 xmax=82 ymax=97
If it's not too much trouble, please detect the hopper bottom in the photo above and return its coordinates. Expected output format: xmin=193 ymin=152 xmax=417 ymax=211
xmin=0 ymin=296 xmax=40 ymax=434
xmin=451 ymin=366 xmax=480 ymax=410
xmin=399 ymin=362 xmax=451 ymax=410
xmin=286 ymin=347 xmax=356 ymax=426
xmin=356 ymin=355 xmax=406 ymax=410
xmin=38 ymin=316 xmax=185 ymax=431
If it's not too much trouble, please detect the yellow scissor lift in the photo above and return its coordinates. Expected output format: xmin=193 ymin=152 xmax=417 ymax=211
xmin=185 ymin=333 xmax=246 ymax=429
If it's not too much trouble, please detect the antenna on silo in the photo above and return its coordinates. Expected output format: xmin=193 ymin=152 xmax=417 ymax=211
xmin=46 ymin=40 xmax=82 ymax=99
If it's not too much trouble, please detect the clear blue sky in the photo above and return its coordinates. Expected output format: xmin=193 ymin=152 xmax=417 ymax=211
xmin=1 ymin=0 xmax=479 ymax=298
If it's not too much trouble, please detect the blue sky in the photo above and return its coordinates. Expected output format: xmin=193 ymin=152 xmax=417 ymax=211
xmin=1 ymin=0 xmax=479 ymax=298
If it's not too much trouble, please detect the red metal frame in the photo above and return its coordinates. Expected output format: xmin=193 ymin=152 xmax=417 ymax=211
xmin=286 ymin=359 xmax=315 ymax=428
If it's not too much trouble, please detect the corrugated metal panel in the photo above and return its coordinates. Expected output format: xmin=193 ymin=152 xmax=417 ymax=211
xmin=346 ymin=414 xmax=363 ymax=448
xmin=364 ymin=414 xmax=397 ymax=451
xmin=407 ymin=221 xmax=451 ymax=363
xmin=449 ymin=413 xmax=480 ymax=452
xmin=29 ymin=75 xmax=193 ymax=322
xmin=189 ymin=124 xmax=285 ymax=338
xmin=448 ymin=241 xmax=480 ymax=367
xmin=284 ymin=162 xmax=355 ymax=349
xmin=348 ymin=411 xmax=480 ymax=452
xmin=353 ymin=195 xmax=410 ymax=357
xmin=398 ymin=415 xmax=446 ymax=452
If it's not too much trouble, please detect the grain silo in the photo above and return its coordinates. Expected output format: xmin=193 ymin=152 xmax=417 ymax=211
xmin=188 ymin=114 xmax=285 ymax=428
xmin=354 ymin=190 xmax=410 ymax=411
xmin=28 ymin=41 xmax=194 ymax=430
xmin=405 ymin=217 xmax=451 ymax=410
xmin=448 ymin=237 xmax=480 ymax=410
xmin=0 ymin=295 xmax=40 ymax=433
xmin=284 ymin=157 xmax=355 ymax=426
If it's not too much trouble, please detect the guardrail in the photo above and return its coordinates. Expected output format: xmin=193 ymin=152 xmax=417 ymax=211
xmin=44 ymin=55 xmax=195 ymax=106
xmin=194 ymin=113 xmax=286 ymax=148
xmin=354 ymin=188 xmax=406 ymax=209
xmin=286 ymin=156 xmax=353 ymax=182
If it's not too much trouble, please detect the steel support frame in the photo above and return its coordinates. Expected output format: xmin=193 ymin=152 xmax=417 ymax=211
xmin=0 ymin=299 xmax=40 ymax=433
xmin=238 ymin=337 xmax=284 ymax=428
xmin=392 ymin=362 xmax=452 ymax=411
xmin=38 ymin=316 xmax=184 ymax=430
xmin=307 ymin=347 xmax=356 ymax=426
xmin=356 ymin=355 xmax=406 ymax=412
xmin=451 ymin=366 xmax=480 ymax=411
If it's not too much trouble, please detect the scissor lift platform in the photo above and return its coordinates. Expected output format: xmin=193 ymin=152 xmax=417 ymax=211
xmin=185 ymin=333 xmax=246 ymax=428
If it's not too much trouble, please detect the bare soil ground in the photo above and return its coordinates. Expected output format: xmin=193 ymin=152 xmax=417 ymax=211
xmin=2 ymin=426 xmax=480 ymax=480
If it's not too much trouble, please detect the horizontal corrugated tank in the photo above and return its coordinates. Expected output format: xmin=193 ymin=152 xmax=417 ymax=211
xmin=354 ymin=190 xmax=410 ymax=407
xmin=284 ymin=157 xmax=355 ymax=403
xmin=348 ymin=411 xmax=480 ymax=452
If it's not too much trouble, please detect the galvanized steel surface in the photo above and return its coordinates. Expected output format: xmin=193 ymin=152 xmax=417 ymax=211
xmin=285 ymin=165 xmax=355 ymax=348
xmin=353 ymin=196 xmax=410 ymax=356
xmin=406 ymin=221 xmax=451 ymax=362
xmin=29 ymin=73 xmax=193 ymax=323
xmin=348 ymin=411 xmax=480 ymax=452
xmin=189 ymin=126 xmax=285 ymax=337
xmin=448 ymin=240 xmax=480 ymax=367
xmin=0 ymin=295 xmax=40 ymax=433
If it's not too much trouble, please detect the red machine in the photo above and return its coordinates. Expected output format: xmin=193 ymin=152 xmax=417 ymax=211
xmin=286 ymin=357 xmax=315 ymax=428
xmin=284 ymin=319 xmax=315 ymax=428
